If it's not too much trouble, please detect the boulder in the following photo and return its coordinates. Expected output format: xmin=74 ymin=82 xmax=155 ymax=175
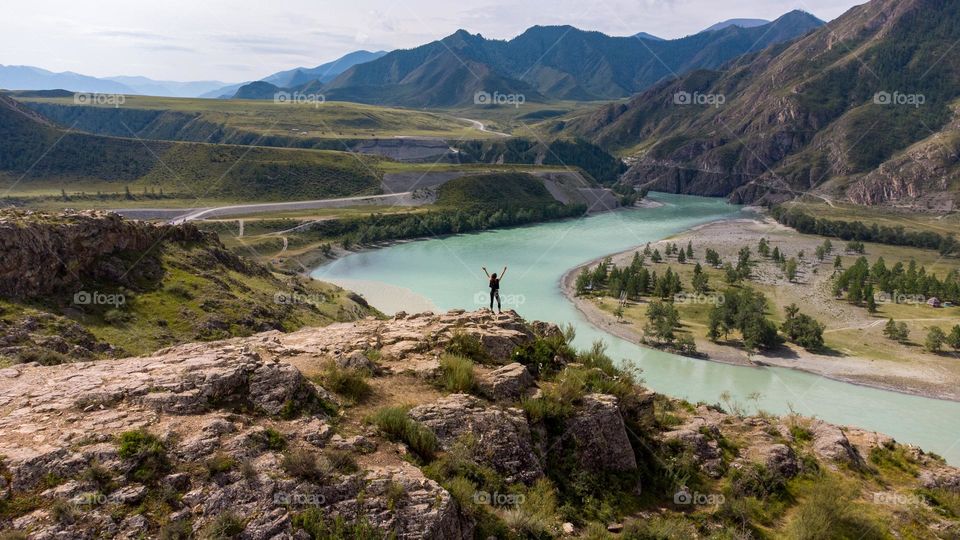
xmin=336 ymin=350 xmax=380 ymax=373
xmin=409 ymin=394 xmax=543 ymax=483
xmin=564 ymin=394 xmax=637 ymax=473
xmin=810 ymin=421 xmax=863 ymax=466
xmin=757 ymin=444 xmax=800 ymax=478
xmin=478 ymin=363 xmax=535 ymax=401
xmin=341 ymin=463 xmax=475 ymax=539
xmin=920 ymin=470 xmax=960 ymax=492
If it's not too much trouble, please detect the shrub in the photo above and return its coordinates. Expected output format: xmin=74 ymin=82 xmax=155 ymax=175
xmin=15 ymin=348 xmax=71 ymax=366
xmin=255 ymin=428 xmax=287 ymax=451
xmin=511 ymin=334 xmax=575 ymax=375
xmin=438 ymin=354 xmax=476 ymax=393
xmin=369 ymin=406 xmax=438 ymax=461
xmin=325 ymin=450 xmax=359 ymax=474
xmin=445 ymin=331 xmax=489 ymax=363
xmin=200 ymin=512 xmax=246 ymax=539
xmin=789 ymin=424 xmax=814 ymax=443
xmin=292 ymin=508 xmax=386 ymax=539
xmin=49 ymin=498 xmax=78 ymax=524
xmin=240 ymin=460 xmax=257 ymax=482
xmin=785 ymin=477 xmax=883 ymax=540
xmin=731 ymin=464 xmax=787 ymax=500
xmin=103 ymin=308 xmax=131 ymax=325
xmin=384 ymin=480 xmax=407 ymax=510
xmin=158 ymin=519 xmax=193 ymax=540
xmin=316 ymin=366 xmax=372 ymax=403
xmin=116 ymin=429 xmax=169 ymax=484
xmin=205 ymin=453 xmax=236 ymax=477
xmin=81 ymin=461 xmax=115 ymax=493
xmin=281 ymin=449 xmax=327 ymax=482
xmin=423 ymin=435 xmax=504 ymax=496
xmin=165 ymin=283 xmax=194 ymax=300
xmin=868 ymin=445 xmax=919 ymax=475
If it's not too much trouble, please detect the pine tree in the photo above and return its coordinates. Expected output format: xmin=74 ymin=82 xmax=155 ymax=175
xmin=865 ymin=283 xmax=877 ymax=313
xmin=925 ymin=327 xmax=946 ymax=353
xmin=947 ymin=325 xmax=960 ymax=351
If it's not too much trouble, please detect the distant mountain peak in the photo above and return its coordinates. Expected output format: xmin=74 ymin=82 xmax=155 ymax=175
xmin=633 ymin=32 xmax=665 ymax=41
xmin=702 ymin=18 xmax=770 ymax=33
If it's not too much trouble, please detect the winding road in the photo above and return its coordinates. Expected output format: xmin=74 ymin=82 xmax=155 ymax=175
xmin=457 ymin=117 xmax=510 ymax=137
xmin=155 ymin=192 xmax=419 ymax=224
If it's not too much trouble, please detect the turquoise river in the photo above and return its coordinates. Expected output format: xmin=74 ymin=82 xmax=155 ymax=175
xmin=312 ymin=193 xmax=960 ymax=465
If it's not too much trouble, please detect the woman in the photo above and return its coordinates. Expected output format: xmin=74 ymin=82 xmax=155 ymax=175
xmin=482 ymin=266 xmax=507 ymax=313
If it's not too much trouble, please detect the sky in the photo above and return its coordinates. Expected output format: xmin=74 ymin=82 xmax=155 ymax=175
xmin=0 ymin=0 xmax=865 ymax=83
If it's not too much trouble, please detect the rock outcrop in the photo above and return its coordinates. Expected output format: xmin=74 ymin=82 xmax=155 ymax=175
xmin=409 ymin=394 xmax=544 ymax=484
xmin=563 ymin=394 xmax=637 ymax=473
xmin=0 ymin=210 xmax=211 ymax=299
xmin=1 ymin=309 xmax=955 ymax=538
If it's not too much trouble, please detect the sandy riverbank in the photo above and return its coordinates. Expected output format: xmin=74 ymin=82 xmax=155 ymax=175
xmin=560 ymin=215 xmax=960 ymax=402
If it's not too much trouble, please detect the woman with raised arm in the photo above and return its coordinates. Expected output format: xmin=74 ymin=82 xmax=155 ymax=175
xmin=482 ymin=266 xmax=507 ymax=313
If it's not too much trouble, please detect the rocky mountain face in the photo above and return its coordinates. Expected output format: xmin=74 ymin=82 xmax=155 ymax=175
xmin=243 ymin=12 xmax=822 ymax=107
xmin=0 ymin=210 xmax=375 ymax=362
xmin=566 ymin=0 xmax=960 ymax=211
xmin=1 ymin=310 xmax=956 ymax=538
xmin=0 ymin=211 xmax=210 ymax=300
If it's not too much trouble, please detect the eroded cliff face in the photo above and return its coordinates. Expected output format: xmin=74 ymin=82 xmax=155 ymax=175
xmin=1 ymin=310 xmax=956 ymax=538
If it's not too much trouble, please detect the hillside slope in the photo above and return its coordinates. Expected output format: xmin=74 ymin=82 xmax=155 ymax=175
xmin=0 ymin=210 xmax=376 ymax=360
xmin=564 ymin=0 xmax=960 ymax=211
xmin=0 ymin=94 xmax=381 ymax=201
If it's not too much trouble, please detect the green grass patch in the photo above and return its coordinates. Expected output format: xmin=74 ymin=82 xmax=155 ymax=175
xmin=437 ymin=354 xmax=476 ymax=393
xmin=369 ymin=406 xmax=438 ymax=461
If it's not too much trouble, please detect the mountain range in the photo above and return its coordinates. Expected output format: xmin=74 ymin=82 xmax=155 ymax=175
xmin=0 ymin=50 xmax=388 ymax=99
xmin=563 ymin=0 xmax=960 ymax=211
xmin=235 ymin=11 xmax=824 ymax=107
xmin=0 ymin=65 xmax=230 ymax=97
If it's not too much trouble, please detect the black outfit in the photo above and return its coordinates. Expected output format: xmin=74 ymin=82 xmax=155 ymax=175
xmin=489 ymin=276 xmax=501 ymax=311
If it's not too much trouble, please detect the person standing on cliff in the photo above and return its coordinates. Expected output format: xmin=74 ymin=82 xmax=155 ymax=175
xmin=482 ymin=266 xmax=506 ymax=313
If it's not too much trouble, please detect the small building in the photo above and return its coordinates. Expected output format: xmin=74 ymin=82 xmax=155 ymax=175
xmin=927 ymin=297 xmax=942 ymax=308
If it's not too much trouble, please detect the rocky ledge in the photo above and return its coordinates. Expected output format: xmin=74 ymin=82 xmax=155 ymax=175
xmin=0 ymin=310 xmax=956 ymax=538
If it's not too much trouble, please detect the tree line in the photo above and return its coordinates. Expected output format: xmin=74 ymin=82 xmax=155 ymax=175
xmin=834 ymin=256 xmax=960 ymax=309
xmin=303 ymin=202 xmax=587 ymax=247
xmin=771 ymin=206 xmax=957 ymax=256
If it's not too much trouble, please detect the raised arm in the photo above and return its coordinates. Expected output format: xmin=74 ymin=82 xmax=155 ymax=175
xmin=482 ymin=266 xmax=490 ymax=278
xmin=500 ymin=266 xmax=507 ymax=279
